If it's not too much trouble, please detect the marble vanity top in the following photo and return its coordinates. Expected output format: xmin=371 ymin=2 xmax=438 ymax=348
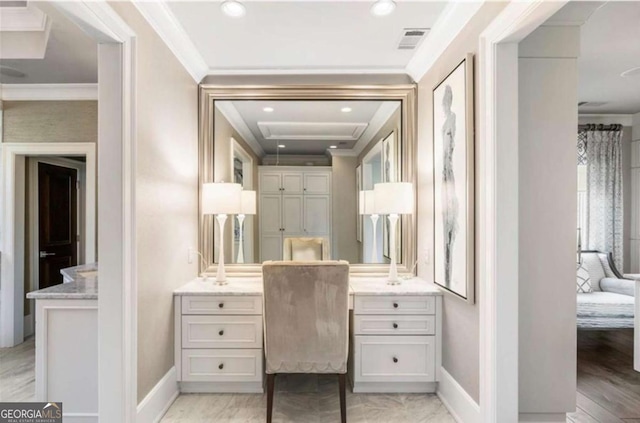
xmin=27 ymin=263 xmax=99 ymax=300
xmin=174 ymin=275 xmax=442 ymax=296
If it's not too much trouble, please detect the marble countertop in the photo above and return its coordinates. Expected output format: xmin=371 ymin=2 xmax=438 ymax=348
xmin=27 ymin=263 xmax=98 ymax=300
xmin=174 ymin=275 xmax=442 ymax=296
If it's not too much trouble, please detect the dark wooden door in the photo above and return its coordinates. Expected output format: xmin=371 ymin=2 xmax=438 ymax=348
xmin=38 ymin=162 xmax=78 ymax=289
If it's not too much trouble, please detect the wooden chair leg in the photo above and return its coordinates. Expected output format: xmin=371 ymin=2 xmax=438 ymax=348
xmin=338 ymin=373 xmax=347 ymax=423
xmin=267 ymin=373 xmax=275 ymax=423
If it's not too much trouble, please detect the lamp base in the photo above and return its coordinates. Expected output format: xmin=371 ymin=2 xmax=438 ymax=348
xmin=387 ymin=278 xmax=401 ymax=286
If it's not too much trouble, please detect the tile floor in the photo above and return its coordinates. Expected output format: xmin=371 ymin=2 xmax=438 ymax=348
xmin=161 ymin=374 xmax=455 ymax=423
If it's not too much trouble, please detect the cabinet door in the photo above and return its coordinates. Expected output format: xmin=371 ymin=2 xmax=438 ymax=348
xmin=304 ymin=195 xmax=331 ymax=234
xmin=260 ymin=195 xmax=281 ymax=234
xmin=260 ymin=172 xmax=282 ymax=194
xmin=282 ymin=195 xmax=304 ymax=234
xmin=260 ymin=234 xmax=282 ymax=261
xmin=304 ymin=172 xmax=331 ymax=194
xmin=282 ymin=173 xmax=303 ymax=194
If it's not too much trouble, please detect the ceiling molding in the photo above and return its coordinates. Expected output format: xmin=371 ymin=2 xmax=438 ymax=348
xmin=327 ymin=149 xmax=358 ymax=157
xmin=258 ymin=121 xmax=368 ymax=141
xmin=352 ymin=102 xmax=400 ymax=156
xmin=132 ymin=0 xmax=208 ymax=83
xmin=578 ymin=114 xmax=633 ymax=126
xmin=405 ymin=1 xmax=485 ymax=82
xmin=216 ymin=101 xmax=266 ymax=157
xmin=206 ymin=67 xmax=409 ymax=76
xmin=0 ymin=5 xmax=48 ymax=31
xmin=0 ymin=83 xmax=98 ymax=101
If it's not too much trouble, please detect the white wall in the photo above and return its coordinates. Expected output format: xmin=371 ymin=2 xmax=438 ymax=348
xmin=631 ymin=113 xmax=640 ymax=272
xmin=518 ymin=25 xmax=579 ymax=419
xmin=108 ymin=2 xmax=199 ymax=403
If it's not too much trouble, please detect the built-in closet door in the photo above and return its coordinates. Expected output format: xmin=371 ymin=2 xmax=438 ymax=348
xmin=260 ymin=173 xmax=282 ymax=194
xmin=260 ymin=195 xmax=282 ymax=234
xmin=304 ymin=195 xmax=331 ymax=235
xmin=282 ymin=195 xmax=304 ymax=234
xmin=282 ymin=173 xmax=303 ymax=194
xmin=304 ymin=173 xmax=331 ymax=194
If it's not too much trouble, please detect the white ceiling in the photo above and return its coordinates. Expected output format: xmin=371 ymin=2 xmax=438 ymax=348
xmin=219 ymin=100 xmax=399 ymax=155
xmin=0 ymin=2 xmax=97 ymax=84
xmin=166 ymin=1 xmax=448 ymax=74
xmin=551 ymin=1 xmax=640 ymax=115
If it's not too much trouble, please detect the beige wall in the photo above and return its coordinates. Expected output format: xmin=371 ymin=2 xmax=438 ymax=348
xmin=108 ymin=2 xmax=199 ymax=403
xmin=214 ymin=107 xmax=260 ymax=261
xmin=2 ymin=101 xmax=97 ymax=143
xmin=416 ymin=2 xmax=507 ymax=403
xmin=331 ymin=156 xmax=358 ymax=263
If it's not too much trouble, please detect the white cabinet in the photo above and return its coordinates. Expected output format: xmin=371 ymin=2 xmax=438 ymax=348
xmin=259 ymin=167 xmax=332 ymax=261
xmin=350 ymin=294 xmax=441 ymax=393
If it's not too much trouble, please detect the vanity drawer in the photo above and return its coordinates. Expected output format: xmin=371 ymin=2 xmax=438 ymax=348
xmin=354 ymin=335 xmax=435 ymax=383
xmin=182 ymin=315 xmax=262 ymax=349
xmin=354 ymin=315 xmax=435 ymax=336
xmin=182 ymin=348 xmax=263 ymax=382
xmin=181 ymin=296 xmax=262 ymax=315
xmin=354 ymin=295 xmax=435 ymax=315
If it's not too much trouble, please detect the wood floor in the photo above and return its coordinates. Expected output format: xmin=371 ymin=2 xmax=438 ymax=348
xmin=0 ymin=336 xmax=35 ymax=402
xmin=567 ymin=329 xmax=640 ymax=423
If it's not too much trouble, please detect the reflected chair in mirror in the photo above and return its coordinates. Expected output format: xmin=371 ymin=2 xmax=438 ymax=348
xmin=282 ymin=237 xmax=331 ymax=261
xmin=262 ymin=261 xmax=350 ymax=423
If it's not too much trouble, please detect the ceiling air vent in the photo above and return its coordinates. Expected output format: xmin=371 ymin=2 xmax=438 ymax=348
xmin=397 ymin=28 xmax=429 ymax=50
xmin=578 ymin=101 xmax=607 ymax=107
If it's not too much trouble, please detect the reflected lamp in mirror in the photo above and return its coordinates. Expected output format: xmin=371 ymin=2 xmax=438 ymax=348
xmin=202 ymin=182 xmax=242 ymax=284
xmin=359 ymin=190 xmax=380 ymax=263
xmin=237 ymin=190 xmax=256 ymax=264
xmin=374 ymin=182 xmax=414 ymax=285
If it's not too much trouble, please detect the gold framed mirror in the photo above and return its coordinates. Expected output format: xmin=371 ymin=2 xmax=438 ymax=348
xmin=199 ymin=84 xmax=417 ymax=276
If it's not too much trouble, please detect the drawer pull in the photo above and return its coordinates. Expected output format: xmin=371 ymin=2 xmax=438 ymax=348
xmin=392 ymin=323 xmax=398 ymax=329
xmin=218 ymin=363 xmax=224 ymax=370
xmin=218 ymin=303 xmax=224 ymax=309
xmin=393 ymin=357 xmax=398 ymax=363
xmin=393 ymin=302 xmax=399 ymax=309
xmin=218 ymin=330 xmax=224 ymax=336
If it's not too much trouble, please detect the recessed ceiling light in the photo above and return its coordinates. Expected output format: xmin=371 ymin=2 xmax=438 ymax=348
xmin=278 ymin=144 xmax=286 ymax=148
xmin=370 ymin=0 xmax=396 ymax=17
xmin=621 ymin=67 xmax=640 ymax=78
xmin=329 ymin=145 xmax=337 ymax=149
xmin=221 ymin=0 xmax=246 ymax=18
xmin=341 ymin=107 xmax=352 ymax=113
xmin=263 ymin=107 xmax=274 ymax=112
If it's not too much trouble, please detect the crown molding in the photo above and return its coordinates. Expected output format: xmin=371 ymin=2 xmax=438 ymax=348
xmin=206 ymin=67 xmax=409 ymax=76
xmin=0 ymin=4 xmax=48 ymax=32
xmin=578 ymin=114 xmax=633 ymax=126
xmin=327 ymin=149 xmax=358 ymax=157
xmin=405 ymin=1 xmax=485 ymax=82
xmin=0 ymin=83 xmax=98 ymax=101
xmin=132 ymin=0 xmax=208 ymax=83
xmin=216 ymin=101 xmax=266 ymax=157
xmin=352 ymin=102 xmax=400 ymax=156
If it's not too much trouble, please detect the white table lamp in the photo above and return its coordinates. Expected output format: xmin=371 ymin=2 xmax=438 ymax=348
xmin=359 ymin=190 xmax=379 ymax=263
xmin=374 ymin=182 xmax=414 ymax=285
xmin=236 ymin=190 xmax=256 ymax=264
xmin=202 ymin=182 xmax=242 ymax=284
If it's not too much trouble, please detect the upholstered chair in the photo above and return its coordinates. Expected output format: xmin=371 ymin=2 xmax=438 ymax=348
xmin=262 ymin=261 xmax=349 ymax=423
xmin=282 ymin=237 xmax=331 ymax=261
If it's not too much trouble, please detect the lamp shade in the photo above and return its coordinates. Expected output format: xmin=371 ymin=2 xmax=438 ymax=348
xmin=240 ymin=190 xmax=256 ymax=215
xmin=374 ymin=182 xmax=414 ymax=215
xmin=359 ymin=190 xmax=376 ymax=215
xmin=202 ymin=182 xmax=242 ymax=215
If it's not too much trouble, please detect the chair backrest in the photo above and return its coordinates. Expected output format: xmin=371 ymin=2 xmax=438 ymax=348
xmin=282 ymin=237 xmax=331 ymax=261
xmin=262 ymin=261 xmax=349 ymax=374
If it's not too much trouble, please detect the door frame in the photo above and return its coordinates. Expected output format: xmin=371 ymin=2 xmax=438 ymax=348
xmin=477 ymin=1 xmax=568 ymax=421
xmin=1 ymin=142 xmax=96 ymax=347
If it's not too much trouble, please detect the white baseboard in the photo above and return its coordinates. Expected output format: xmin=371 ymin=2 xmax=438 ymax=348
xmin=519 ymin=413 xmax=567 ymax=422
xmin=137 ymin=367 xmax=179 ymax=423
xmin=437 ymin=367 xmax=480 ymax=423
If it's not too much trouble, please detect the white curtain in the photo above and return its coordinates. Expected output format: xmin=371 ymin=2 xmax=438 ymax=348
xmin=584 ymin=125 xmax=624 ymax=269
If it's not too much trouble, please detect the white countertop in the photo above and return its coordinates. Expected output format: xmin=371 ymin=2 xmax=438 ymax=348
xmin=174 ymin=275 xmax=442 ymax=296
xmin=27 ymin=263 xmax=98 ymax=300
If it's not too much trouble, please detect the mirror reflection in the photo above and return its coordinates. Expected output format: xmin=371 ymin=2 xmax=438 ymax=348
xmin=212 ymin=100 xmax=402 ymax=265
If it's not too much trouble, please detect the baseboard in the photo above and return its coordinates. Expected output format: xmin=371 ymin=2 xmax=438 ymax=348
xmin=137 ymin=367 xmax=179 ymax=423
xmin=519 ymin=413 xmax=567 ymax=422
xmin=437 ymin=367 xmax=480 ymax=423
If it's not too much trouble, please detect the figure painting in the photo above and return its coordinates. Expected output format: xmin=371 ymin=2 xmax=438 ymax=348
xmin=433 ymin=54 xmax=475 ymax=303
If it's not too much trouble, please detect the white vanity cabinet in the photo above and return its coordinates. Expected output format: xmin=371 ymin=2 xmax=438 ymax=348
xmin=350 ymin=289 xmax=442 ymax=393
xmin=258 ymin=166 xmax=332 ymax=261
